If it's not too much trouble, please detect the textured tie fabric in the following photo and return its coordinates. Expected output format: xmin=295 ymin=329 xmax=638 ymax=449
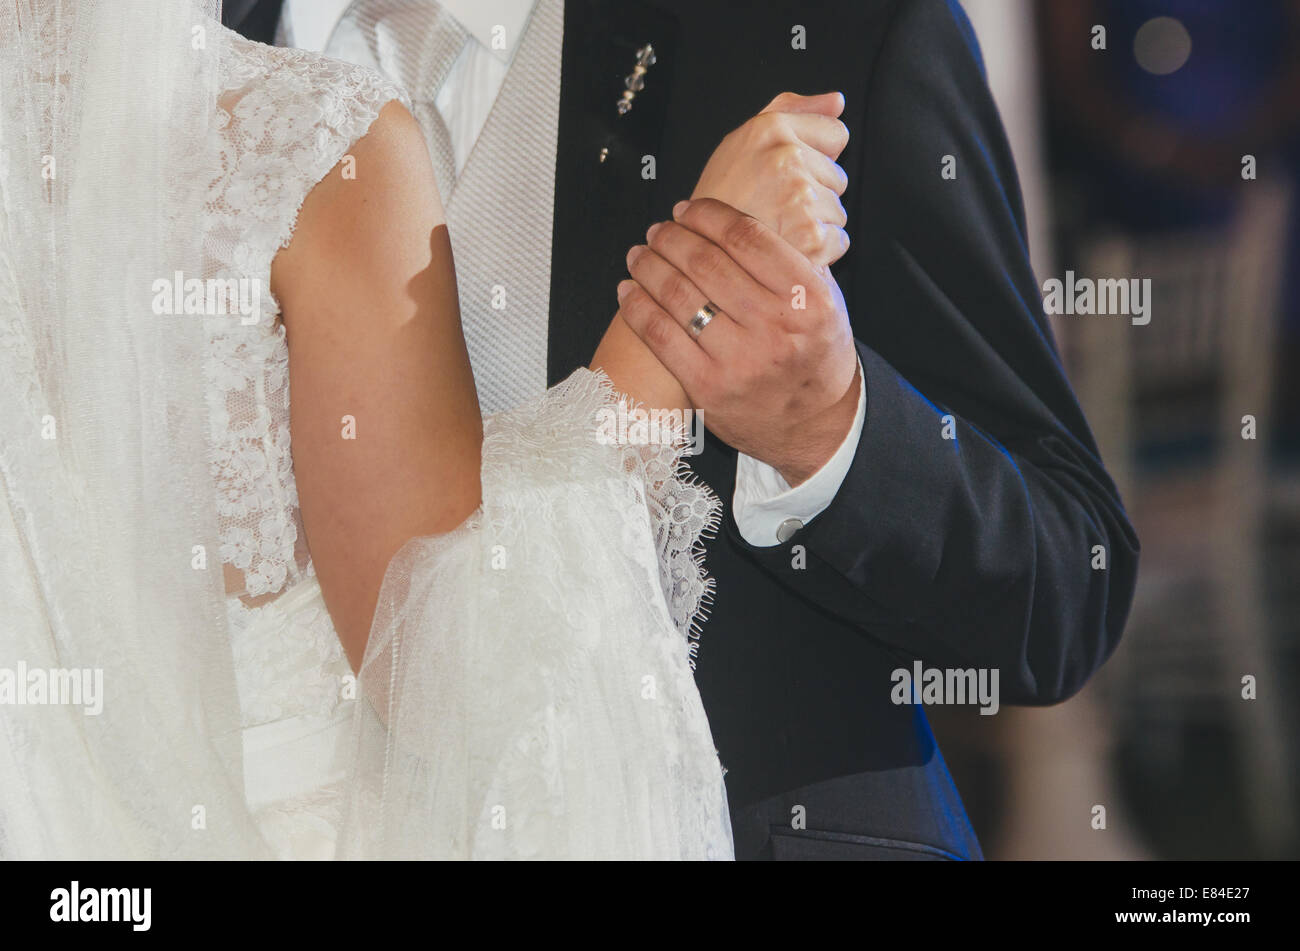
xmin=328 ymin=0 xmax=562 ymax=414
xmin=326 ymin=0 xmax=469 ymax=205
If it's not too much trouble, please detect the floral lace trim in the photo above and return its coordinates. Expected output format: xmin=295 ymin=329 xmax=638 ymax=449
xmin=203 ymin=32 xmax=409 ymax=600
xmin=348 ymin=366 xmax=732 ymax=858
xmin=228 ymin=577 xmax=351 ymax=728
xmin=482 ymin=367 xmax=722 ymax=665
xmin=592 ymin=373 xmax=722 ymax=667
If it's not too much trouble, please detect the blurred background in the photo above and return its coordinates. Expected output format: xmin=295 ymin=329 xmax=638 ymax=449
xmin=931 ymin=0 xmax=1300 ymax=860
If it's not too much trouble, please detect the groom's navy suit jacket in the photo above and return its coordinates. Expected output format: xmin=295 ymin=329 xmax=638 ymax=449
xmin=229 ymin=0 xmax=1139 ymax=860
xmin=547 ymin=0 xmax=1139 ymax=860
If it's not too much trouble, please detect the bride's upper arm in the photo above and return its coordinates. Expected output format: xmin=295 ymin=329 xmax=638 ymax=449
xmin=271 ymin=100 xmax=482 ymax=669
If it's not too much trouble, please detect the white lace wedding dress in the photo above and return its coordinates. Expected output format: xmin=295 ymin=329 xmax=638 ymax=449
xmin=203 ymin=31 xmax=731 ymax=859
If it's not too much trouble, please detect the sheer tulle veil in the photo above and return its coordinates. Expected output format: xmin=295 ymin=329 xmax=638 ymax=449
xmin=0 ymin=0 xmax=270 ymax=857
xmin=0 ymin=0 xmax=733 ymax=860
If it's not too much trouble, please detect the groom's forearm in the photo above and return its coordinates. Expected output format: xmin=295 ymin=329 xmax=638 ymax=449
xmin=735 ymin=339 xmax=1138 ymax=706
xmin=729 ymin=0 xmax=1138 ymax=705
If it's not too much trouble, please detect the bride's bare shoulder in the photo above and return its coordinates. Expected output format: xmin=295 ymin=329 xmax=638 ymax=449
xmin=213 ymin=28 xmax=424 ymax=285
xmin=208 ymin=27 xmax=436 ymax=321
xmin=271 ymin=97 xmax=442 ymax=328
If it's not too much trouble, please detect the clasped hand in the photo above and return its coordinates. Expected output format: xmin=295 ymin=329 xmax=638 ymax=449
xmin=618 ymin=92 xmax=861 ymax=486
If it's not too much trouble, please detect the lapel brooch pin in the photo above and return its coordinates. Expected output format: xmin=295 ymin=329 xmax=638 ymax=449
xmin=602 ymin=43 xmax=657 ymax=163
xmin=618 ymin=43 xmax=657 ymax=116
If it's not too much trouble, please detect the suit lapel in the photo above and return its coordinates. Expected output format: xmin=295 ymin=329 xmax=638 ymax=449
xmin=547 ymin=0 xmax=680 ymax=384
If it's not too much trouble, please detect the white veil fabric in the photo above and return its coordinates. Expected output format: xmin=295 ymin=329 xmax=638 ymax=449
xmin=0 ymin=0 xmax=732 ymax=860
xmin=0 ymin=0 xmax=269 ymax=858
xmin=338 ymin=371 xmax=734 ymax=860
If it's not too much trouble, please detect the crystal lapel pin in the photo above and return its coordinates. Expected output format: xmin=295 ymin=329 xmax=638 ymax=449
xmin=617 ymin=44 xmax=656 ymax=116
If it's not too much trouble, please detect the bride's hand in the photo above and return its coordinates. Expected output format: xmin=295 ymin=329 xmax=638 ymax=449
xmin=690 ymin=91 xmax=851 ymax=269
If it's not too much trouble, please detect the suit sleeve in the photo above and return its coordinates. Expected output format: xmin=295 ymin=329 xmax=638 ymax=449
xmin=728 ymin=0 xmax=1139 ymax=705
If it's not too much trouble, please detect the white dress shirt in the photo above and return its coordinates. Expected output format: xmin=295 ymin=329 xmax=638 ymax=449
xmin=279 ymin=0 xmax=866 ymax=546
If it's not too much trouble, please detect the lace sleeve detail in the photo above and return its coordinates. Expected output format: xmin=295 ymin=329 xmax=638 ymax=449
xmin=484 ymin=367 xmax=721 ymax=662
xmin=203 ymin=34 xmax=413 ymax=602
xmin=593 ymin=377 xmax=722 ymax=666
xmin=339 ymin=367 xmax=732 ymax=859
xmin=215 ymin=37 xmax=413 ymax=256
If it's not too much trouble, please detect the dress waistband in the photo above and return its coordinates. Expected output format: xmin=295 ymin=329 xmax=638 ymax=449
xmin=236 ymin=575 xmax=355 ymax=810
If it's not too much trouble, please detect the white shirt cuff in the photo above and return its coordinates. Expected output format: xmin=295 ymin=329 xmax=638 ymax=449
xmin=732 ymin=358 xmax=867 ymax=547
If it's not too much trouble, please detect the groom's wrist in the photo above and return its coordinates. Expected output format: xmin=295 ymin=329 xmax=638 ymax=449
xmin=770 ymin=360 xmax=863 ymax=487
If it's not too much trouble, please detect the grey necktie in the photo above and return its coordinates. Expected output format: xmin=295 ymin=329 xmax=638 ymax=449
xmin=326 ymin=0 xmax=564 ymax=414
xmin=326 ymin=0 xmax=468 ymax=204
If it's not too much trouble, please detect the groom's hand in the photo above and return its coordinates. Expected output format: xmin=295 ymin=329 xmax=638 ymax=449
xmin=618 ymin=198 xmax=860 ymax=486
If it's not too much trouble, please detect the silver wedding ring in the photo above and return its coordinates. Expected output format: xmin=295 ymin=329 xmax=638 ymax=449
xmin=689 ymin=302 xmax=718 ymax=339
